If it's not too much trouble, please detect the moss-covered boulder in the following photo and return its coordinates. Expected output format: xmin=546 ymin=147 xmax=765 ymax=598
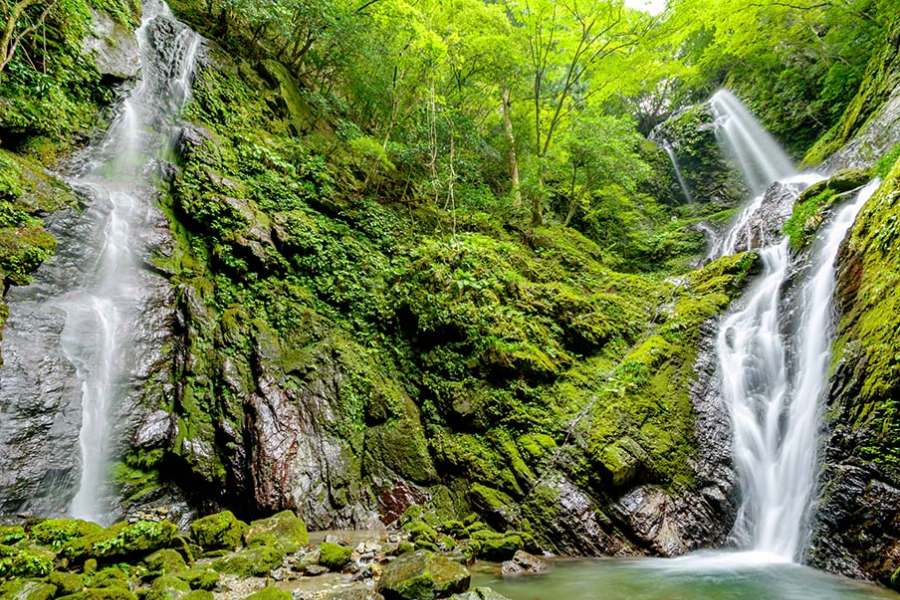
xmin=0 ymin=544 xmax=54 ymax=578
xmin=211 ymin=545 xmax=283 ymax=577
xmin=181 ymin=592 xmax=214 ymax=600
xmin=145 ymin=575 xmax=191 ymax=600
xmin=189 ymin=512 xmax=244 ymax=552
xmin=318 ymin=542 xmax=352 ymax=571
xmin=377 ymin=551 xmax=471 ymax=600
xmin=62 ymin=521 xmax=178 ymax=564
xmin=475 ymin=534 xmax=524 ymax=561
xmin=30 ymin=519 xmax=103 ymax=550
xmin=144 ymin=549 xmax=188 ymax=574
xmin=243 ymin=587 xmax=291 ymax=600
xmin=0 ymin=580 xmax=57 ymax=600
xmin=173 ymin=568 xmax=218 ymax=591
xmin=244 ymin=511 xmax=308 ymax=553
xmin=86 ymin=567 xmax=131 ymax=590
xmin=49 ymin=571 xmax=84 ymax=596
xmin=0 ymin=526 xmax=25 ymax=545
xmin=56 ymin=590 xmax=137 ymax=600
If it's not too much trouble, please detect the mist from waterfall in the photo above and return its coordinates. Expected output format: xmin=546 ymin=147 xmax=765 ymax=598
xmin=710 ymin=90 xmax=797 ymax=194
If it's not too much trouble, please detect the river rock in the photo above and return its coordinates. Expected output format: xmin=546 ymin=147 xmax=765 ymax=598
xmin=501 ymin=550 xmax=547 ymax=576
xmin=245 ymin=510 xmax=309 ymax=553
xmin=376 ymin=551 xmax=470 ymax=600
xmin=190 ymin=511 xmax=244 ymax=551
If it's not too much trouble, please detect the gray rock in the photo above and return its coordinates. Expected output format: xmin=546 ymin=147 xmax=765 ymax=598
xmin=82 ymin=9 xmax=140 ymax=80
xmin=501 ymin=550 xmax=547 ymax=577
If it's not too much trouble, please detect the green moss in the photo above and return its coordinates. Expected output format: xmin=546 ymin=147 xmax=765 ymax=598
xmin=0 ymin=544 xmax=54 ymax=578
xmin=31 ymin=519 xmax=103 ymax=550
xmin=0 ymin=526 xmax=25 ymax=545
xmin=189 ymin=512 xmax=244 ymax=551
xmin=145 ymin=575 xmax=190 ymax=600
xmin=48 ymin=571 xmax=84 ymax=596
xmin=244 ymin=511 xmax=308 ymax=553
xmin=243 ymin=587 xmax=291 ymax=600
xmin=143 ymin=549 xmax=188 ymax=574
xmin=0 ymin=580 xmax=57 ymax=600
xmin=211 ymin=545 xmax=284 ymax=577
xmin=61 ymin=520 xmax=178 ymax=564
xmin=783 ymin=168 xmax=872 ymax=249
xmin=173 ymin=568 xmax=218 ymax=591
xmin=318 ymin=542 xmax=352 ymax=571
xmin=55 ymin=589 xmax=137 ymax=600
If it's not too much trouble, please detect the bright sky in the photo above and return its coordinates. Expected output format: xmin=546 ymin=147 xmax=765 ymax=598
xmin=624 ymin=0 xmax=667 ymax=15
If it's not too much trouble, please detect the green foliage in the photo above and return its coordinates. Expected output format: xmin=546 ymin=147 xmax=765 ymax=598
xmin=875 ymin=144 xmax=900 ymax=179
xmin=318 ymin=542 xmax=352 ymax=571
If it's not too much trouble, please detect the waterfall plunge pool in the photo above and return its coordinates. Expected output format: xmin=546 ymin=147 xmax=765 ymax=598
xmin=472 ymin=555 xmax=900 ymax=600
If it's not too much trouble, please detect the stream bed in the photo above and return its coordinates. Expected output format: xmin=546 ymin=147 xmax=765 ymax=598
xmin=472 ymin=555 xmax=900 ymax=600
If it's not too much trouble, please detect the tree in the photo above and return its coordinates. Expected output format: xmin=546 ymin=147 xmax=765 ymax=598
xmin=0 ymin=0 xmax=58 ymax=77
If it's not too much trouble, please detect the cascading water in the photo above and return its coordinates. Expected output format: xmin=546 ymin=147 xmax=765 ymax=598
xmin=710 ymin=90 xmax=797 ymax=194
xmin=0 ymin=0 xmax=200 ymax=523
xmin=717 ymin=180 xmax=879 ymax=560
xmin=708 ymin=90 xmax=882 ymax=561
xmin=662 ymin=142 xmax=693 ymax=203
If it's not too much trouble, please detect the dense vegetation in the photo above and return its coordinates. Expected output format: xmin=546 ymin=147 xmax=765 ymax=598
xmin=2 ymin=0 xmax=900 ymax=588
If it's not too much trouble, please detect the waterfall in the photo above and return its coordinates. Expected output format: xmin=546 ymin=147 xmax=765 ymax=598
xmin=710 ymin=90 xmax=797 ymax=194
xmin=662 ymin=142 xmax=693 ymax=203
xmin=67 ymin=0 xmax=200 ymax=524
xmin=0 ymin=0 xmax=200 ymax=523
xmin=714 ymin=169 xmax=880 ymax=562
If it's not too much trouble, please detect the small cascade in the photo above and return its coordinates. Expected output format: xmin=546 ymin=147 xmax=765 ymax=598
xmin=710 ymin=90 xmax=797 ymax=194
xmin=0 ymin=0 xmax=200 ymax=523
xmin=662 ymin=142 xmax=693 ymax=203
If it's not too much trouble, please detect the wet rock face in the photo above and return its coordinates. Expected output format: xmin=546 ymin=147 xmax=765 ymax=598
xmin=82 ymin=9 xmax=141 ymax=81
xmin=727 ymin=181 xmax=809 ymax=254
xmin=651 ymin=103 xmax=748 ymax=208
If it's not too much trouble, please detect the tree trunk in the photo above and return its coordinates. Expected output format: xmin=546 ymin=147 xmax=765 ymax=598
xmin=501 ymin=86 xmax=521 ymax=207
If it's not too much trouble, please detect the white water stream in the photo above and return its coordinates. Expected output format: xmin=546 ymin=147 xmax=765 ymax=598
xmin=63 ymin=1 xmax=199 ymax=523
xmin=709 ymin=90 xmax=880 ymax=561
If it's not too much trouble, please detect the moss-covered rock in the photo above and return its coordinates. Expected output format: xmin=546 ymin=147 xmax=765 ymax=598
xmin=243 ymin=587 xmax=291 ymax=600
xmin=62 ymin=521 xmax=178 ymax=564
xmin=0 ymin=580 xmax=57 ymax=600
xmin=0 ymin=527 xmax=25 ymax=545
xmin=143 ymin=549 xmax=188 ymax=574
xmin=211 ymin=545 xmax=283 ymax=577
xmin=377 ymin=551 xmax=470 ymax=600
xmin=784 ymin=167 xmax=872 ymax=249
xmin=30 ymin=519 xmax=103 ymax=550
xmin=449 ymin=589 xmax=512 ymax=600
xmin=49 ymin=571 xmax=84 ymax=596
xmin=0 ymin=543 xmax=53 ymax=578
xmin=244 ymin=511 xmax=308 ymax=553
xmin=173 ymin=568 xmax=218 ymax=591
xmin=145 ymin=575 xmax=191 ymax=600
xmin=189 ymin=512 xmax=244 ymax=552
xmin=318 ymin=542 xmax=352 ymax=571
xmin=181 ymin=592 xmax=214 ymax=600
xmin=56 ymin=589 xmax=137 ymax=600
xmin=86 ymin=567 xmax=131 ymax=590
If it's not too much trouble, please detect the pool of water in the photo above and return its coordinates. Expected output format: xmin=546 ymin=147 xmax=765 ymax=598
xmin=472 ymin=553 xmax=900 ymax=600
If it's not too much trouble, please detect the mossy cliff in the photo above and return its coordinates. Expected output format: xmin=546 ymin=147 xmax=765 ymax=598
xmin=808 ymin=157 xmax=900 ymax=586
xmin=804 ymin=14 xmax=900 ymax=170
xmin=83 ymin=20 xmax=762 ymax=554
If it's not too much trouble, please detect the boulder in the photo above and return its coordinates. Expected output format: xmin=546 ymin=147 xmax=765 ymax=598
xmin=0 ymin=581 xmax=57 ymax=600
xmin=62 ymin=520 xmax=178 ymax=563
xmin=449 ymin=589 xmax=512 ymax=600
xmin=189 ymin=511 xmax=244 ymax=551
xmin=211 ymin=545 xmax=284 ymax=577
xmin=56 ymin=590 xmax=138 ymax=600
xmin=81 ymin=9 xmax=140 ymax=80
xmin=0 ymin=543 xmax=54 ymax=577
xmin=48 ymin=572 xmax=84 ymax=596
xmin=144 ymin=549 xmax=188 ymax=574
xmin=174 ymin=568 xmax=218 ymax=591
xmin=145 ymin=575 xmax=191 ymax=600
xmin=244 ymin=510 xmax=309 ymax=553
xmin=501 ymin=551 xmax=547 ymax=577
xmin=377 ymin=550 xmax=470 ymax=600
xmin=30 ymin=519 xmax=102 ymax=549
xmin=243 ymin=587 xmax=291 ymax=600
xmin=318 ymin=542 xmax=352 ymax=571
